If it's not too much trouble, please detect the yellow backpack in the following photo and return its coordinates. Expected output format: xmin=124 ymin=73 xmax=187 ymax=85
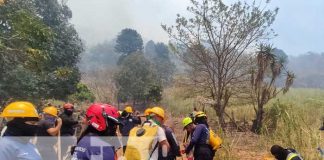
xmin=209 ymin=129 xmax=222 ymax=150
xmin=124 ymin=124 xmax=159 ymax=160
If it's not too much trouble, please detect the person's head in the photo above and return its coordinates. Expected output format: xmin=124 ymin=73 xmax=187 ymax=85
xmin=194 ymin=111 xmax=209 ymax=127
xmin=42 ymin=106 xmax=58 ymax=124
xmin=144 ymin=108 xmax=152 ymax=120
xmin=84 ymin=103 xmax=120 ymax=136
xmin=270 ymin=145 xmax=287 ymax=160
xmin=182 ymin=117 xmax=195 ymax=133
xmin=63 ymin=103 xmax=74 ymax=115
xmin=124 ymin=106 xmax=133 ymax=114
xmin=148 ymin=106 xmax=165 ymax=125
xmin=0 ymin=101 xmax=39 ymax=137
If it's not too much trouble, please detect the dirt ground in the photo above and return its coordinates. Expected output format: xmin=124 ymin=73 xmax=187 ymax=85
xmin=168 ymin=116 xmax=273 ymax=160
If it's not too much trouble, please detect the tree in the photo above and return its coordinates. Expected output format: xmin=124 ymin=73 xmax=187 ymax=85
xmin=115 ymin=28 xmax=143 ymax=63
xmin=153 ymin=43 xmax=176 ymax=85
xmin=163 ymin=0 xmax=278 ymax=129
xmin=115 ymin=52 xmax=162 ymax=105
xmin=0 ymin=0 xmax=53 ymax=103
xmin=68 ymin=83 xmax=95 ymax=103
xmin=250 ymin=44 xmax=294 ymax=133
xmin=144 ymin=41 xmax=176 ymax=86
xmin=0 ymin=0 xmax=83 ymax=103
xmin=34 ymin=0 xmax=83 ymax=99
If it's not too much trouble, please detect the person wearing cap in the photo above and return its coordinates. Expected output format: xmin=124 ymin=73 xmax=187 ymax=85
xmin=270 ymin=145 xmax=303 ymax=160
xmin=0 ymin=101 xmax=42 ymax=160
xmin=182 ymin=116 xmax=213 ymax=160
xmin=59 ymin=103 xmax=78 ymax=158
xmin=118 ymin=105 xmax=141 ymax=136
xmin=144 ymin=106 xmax=170 ymax=159
xmin=36 ymin=106 xmax=62 ymax=160
xmin=118 ymin=105 xmax=141 ymax=154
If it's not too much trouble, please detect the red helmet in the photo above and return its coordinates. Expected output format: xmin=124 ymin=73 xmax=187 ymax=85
xmin=85 ymin=103 xmax=120 ymax=131
xmin=63 ymin=103 xmax=74 ymax=109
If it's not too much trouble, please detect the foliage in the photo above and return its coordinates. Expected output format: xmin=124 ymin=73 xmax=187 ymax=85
xmin=250 ymin=44 xmax=295 ymax=133
xmin=162 ymin=0 xmax=278 ymax=129
xmin=115 ymin=28 xmax=143 ymax=63
xmin=144 ymin=41 xmax=176 ymax=86
xmin=68 ymin=83 xmax=95 ymax=103
xmin=114 ymin=52 xmax=162 ymax=104
xmin=0 ymin=0 xmax=83 ymax=103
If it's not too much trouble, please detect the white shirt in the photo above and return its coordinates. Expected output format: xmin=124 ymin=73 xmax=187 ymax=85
xmin=143 ymin=120 xmax=167 ymax=160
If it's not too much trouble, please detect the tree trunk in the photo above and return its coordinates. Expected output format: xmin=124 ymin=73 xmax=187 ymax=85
xmin=215 ymin=104 xmax=226 ymax=130
xmin=251 ymin=104 xmax=264 ymax=134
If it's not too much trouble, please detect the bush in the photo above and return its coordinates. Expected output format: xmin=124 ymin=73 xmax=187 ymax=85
xmin=68 ymin=83 xmax=95 ymax=103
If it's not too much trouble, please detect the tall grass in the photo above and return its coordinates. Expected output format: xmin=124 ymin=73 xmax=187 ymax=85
xmin=162 ymin=88 xmax=324 ymax=159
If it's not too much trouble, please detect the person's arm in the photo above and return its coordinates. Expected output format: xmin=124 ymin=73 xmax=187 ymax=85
xmin=0 ymin=141 xmax=15 ymax=160
xmin=134 ymin=116 xmax=141 ymax=125
xmin=47 ymin=118 xmax=62 ymax=136
xmin=185 ymin=125 xmax=203 ymax=154
xmin=157 ymin=127 xmax=170 ymax=157
xmin=165 ymin=128 xmax=181 ymax=156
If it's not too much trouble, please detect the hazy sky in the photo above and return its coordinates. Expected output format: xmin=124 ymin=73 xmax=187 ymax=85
xmin=67 ymin=0 xmax=324 ymax=55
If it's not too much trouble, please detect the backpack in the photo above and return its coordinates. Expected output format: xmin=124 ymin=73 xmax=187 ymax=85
xmin=209 ymin=129 xmax=222 ymax=151
xmin=124 ymin=123 xmax=159 ymax=160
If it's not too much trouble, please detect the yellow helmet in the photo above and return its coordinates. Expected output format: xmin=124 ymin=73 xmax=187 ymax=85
xmin=182 ymin=117 xmax=193 ymax=128
xmin=43 ymin=106 xmax=58 ymax=117
xmin=124 ymin=106 xmax=133 ymax=113
xmin=0 ymin=101 xmax=39 ymax=118
xmin=144 ymin=108 xmax=151 ymax=116
xmin=149 ymin=106 xmax=165 ymax=120
xmin=195 ymin=111 xmax=207 ymax=118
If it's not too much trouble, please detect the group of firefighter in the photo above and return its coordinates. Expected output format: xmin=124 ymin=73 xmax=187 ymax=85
xmin=0 ymin=101 xmax=313 ymax=160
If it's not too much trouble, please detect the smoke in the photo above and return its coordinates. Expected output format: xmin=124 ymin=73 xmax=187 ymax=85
xmin=67 ymin=0 xmax=191 ymax=47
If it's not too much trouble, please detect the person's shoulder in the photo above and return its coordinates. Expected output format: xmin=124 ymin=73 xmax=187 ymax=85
xmin=163 ymin=125 xmax=173 ymax=133
xmin=196 ymin=124 xmax=206 ymax=128
xmin=0 ymin=137 xmax=21 ymax=149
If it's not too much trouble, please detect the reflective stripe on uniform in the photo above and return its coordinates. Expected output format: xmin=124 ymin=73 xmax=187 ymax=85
xmin=286 ymin=153 xmax=300 ymax=160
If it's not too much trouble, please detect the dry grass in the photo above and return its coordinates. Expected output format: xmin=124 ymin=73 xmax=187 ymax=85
xmin=162 ymin=87 xmax=324 ymax=160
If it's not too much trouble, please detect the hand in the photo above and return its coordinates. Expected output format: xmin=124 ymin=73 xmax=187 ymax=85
xmin=187 ymin=157 xmax=193 ymax=160
xmin=135 ymin=111 xmax=140 ymax=115
xmin=180 ymin=150 xmax=185 ymax=155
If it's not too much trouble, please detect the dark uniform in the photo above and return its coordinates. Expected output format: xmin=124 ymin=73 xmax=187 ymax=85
xmin=185 ymin=124 xmax=213 ymax=160
xmin=158 ymin=125 xmax=180 ymax=160
xmin=36 ymin=120 xmax=58 ymax=160
xmin=59 ymin=112 xmax=78 ymax=158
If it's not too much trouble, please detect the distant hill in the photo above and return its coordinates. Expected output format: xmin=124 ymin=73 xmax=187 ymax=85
xmin=288 ymin=52 xmax=324 ymax=88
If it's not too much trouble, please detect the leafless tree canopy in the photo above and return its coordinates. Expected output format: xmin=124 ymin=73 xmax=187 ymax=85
xmin=81 ymin=69 xmax=117 ymax=104
xmin=163 ymin=0 xmax=278 ymax=128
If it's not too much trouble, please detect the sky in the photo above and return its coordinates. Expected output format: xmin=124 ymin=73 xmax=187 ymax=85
xmin=67 ymin=0 xmax=324 ymax=56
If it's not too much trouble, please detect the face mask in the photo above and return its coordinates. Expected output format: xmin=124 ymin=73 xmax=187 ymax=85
xmin=22 ymin=123 xmax=39 ymax=136
xmin=6 ymin=119 xmax=39 ymax=137
xmin=64 ymin=109 xmax=73 ymax=115
xmin=44 ymin=115 xmax=56 ymax=124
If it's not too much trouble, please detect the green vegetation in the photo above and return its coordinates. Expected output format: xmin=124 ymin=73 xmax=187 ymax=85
xmin=0 ymin=0 xmax=83 ymax=104
xmin=68 ymin=83 xmax=95 ymax=103
xmin=162 ymin=87 xmax=324 ymax=159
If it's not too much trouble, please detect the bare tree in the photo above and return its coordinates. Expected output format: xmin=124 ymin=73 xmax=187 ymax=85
xmin=250 ymin=44 xmax=294 ymax=133
xmin=81 ymin=69 xmax=117 ymax=105
xmin=163 ymin=0 xmax=278 ymax=129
